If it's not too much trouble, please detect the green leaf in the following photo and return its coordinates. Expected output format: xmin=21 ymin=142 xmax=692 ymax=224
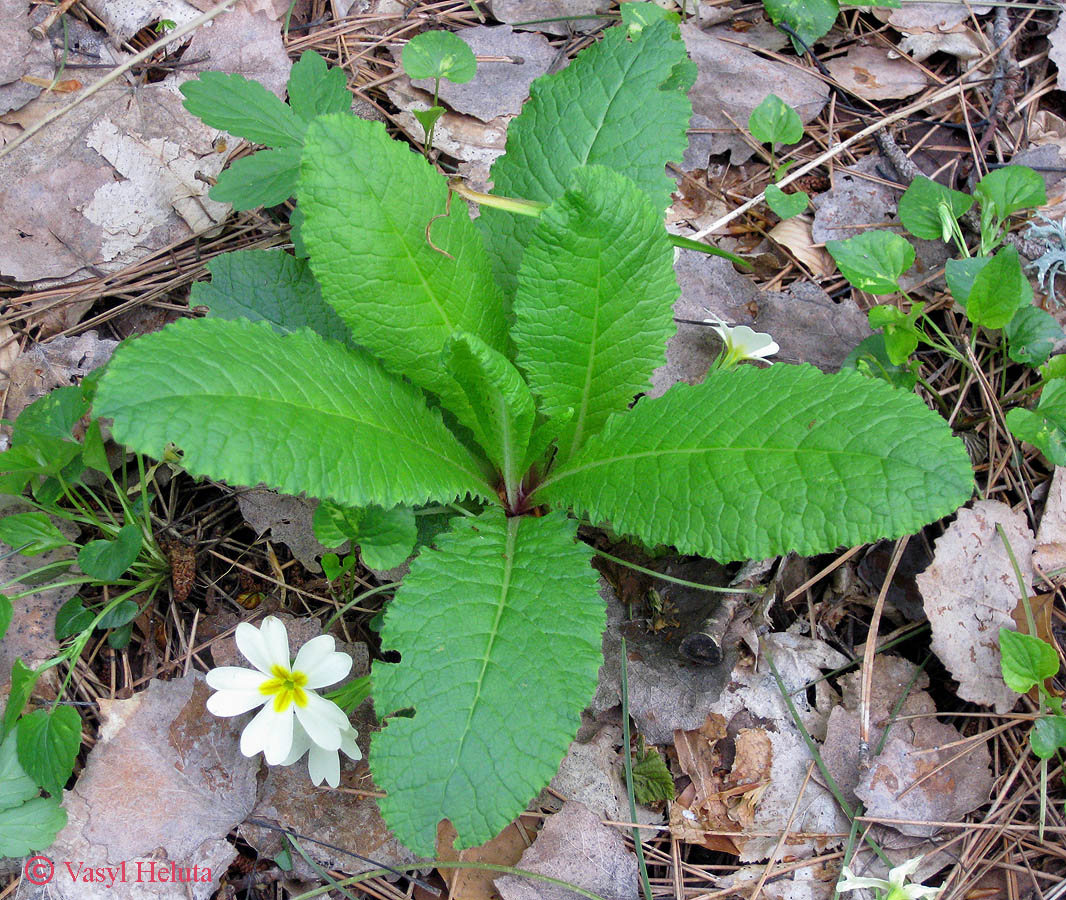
xmin=999 ymin=627 xmax=1060 ymax=693
xmin=621 ymin=1 xmax=680 ymax=34
xmin=0 ymin=735 xmax=66 ymax=857
xmin=1006 ymin=305 xmax=1063 ymax=367
xmin=2 ymin=662 xmax=39 ymax=742
xmin=77 ymin=523 xmax=142 ymax=582
xmin=1007 ymin=381 xmax=1066 ymax=466
xmin=512 ymin=166 xmax=678 ymax=461
xmin=535 ymin=365 xmax=974 ymax=561
xmin=0 ymin=594 xmax=10 ymax=643
xmin=763 ymin=0 xmax=839 ymax=53
xmin=413 ymin=105 xmax=445 ymax=136
xmin=16 ymin=707 xmax=80 ymax=797
xmin=1042 ymin=354 xmax=1066 ymax=382
xmin=966 ymin=246 xmax=1031 ymax=330
xmin=55 ymin=598 xmax=94 ymax=641
xmin=975 ymin=165 xmax=1047 ymax=221
xmin=0 ymin=437 xmax=80 ymax=480
xmin=765 ymin=184 xmax=808 ymax=219
xmin=192 ymin=249 xmax=352 ymax=345
xmin=402 ymin=31 xmax=477 ymax=83
xmin=944 ymin=256 xmax=990 ymax=307
xmin=0 ymin=512 xmax=70 ymax=556
xmin=97 ymin=599 xmax=140 ymax=630
xmin=94 ymin=317 xmax=493 ymax=509
xmin=299 ymin=114 xmax=508 ymax=395
xmin=480 ymin=19 xmax=691 ymax=299
xmin=326 ymin=674 xmax=372 ymax=715
xmin=210 ymin=146 xmax=302 ymax=210
xmin=13 ymin=386 xmax=88 ymax=443
xmin=180 ymin=71 xmax=304 ymax=148
xmin=287 ymin=50 xmax=351 ymax=122
xmin=371 ymin=510 xmax=602 ymax=855
xmin=321 ymin=552 xmax=354 ymax=582
xmin=313 ymin=501 xmax=418 ymax=570
xmin=82 ymin=419 xmax=110 ymax=473
xmin=1030 ymin=715 xmax=1066 ymax=759
xmin=442 ymin=332 xmax=535 ymax=493
xmin=897 ymin=176 xmax=974 ymax=241
xmin=748 ymin=94 xmax=803 ymax=147
xmin=825 ymin=230 xmax=915 ymax=294
xmin=867 ymin=301 xmax=924 ymax=366
xmin=632 ymin=747 xmax=675 ymax=803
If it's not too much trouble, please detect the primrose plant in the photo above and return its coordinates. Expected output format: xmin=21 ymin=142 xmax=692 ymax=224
xmin=748 ymin=93 xmax=809 ymax=220
xmin=93 ymin=14 xmax=973 ymax=854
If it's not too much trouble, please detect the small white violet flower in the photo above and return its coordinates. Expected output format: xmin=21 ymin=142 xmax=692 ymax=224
xmin=703 ymin=315 xmax=780 ymax=369
xmin=205 ymin=616 xmax=353 ymax=766
xmin=282 ymin=717 xmax=363 ymax=788
xmin=837 ymin=856 xmax=941 ymax=900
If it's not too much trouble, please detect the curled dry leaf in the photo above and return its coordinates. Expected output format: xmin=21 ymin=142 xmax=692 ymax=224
xmin=873 ymin=3 xmax=987 ymax=63
xmin=916 ymin=500 xmax=1033 ymax=714
xmin=489 ymin=0 xmax=611 ymax=36
xmin=824 ymin=47 xmax=931 ymax=101
xmin=235 ymin=488 xmax=331 ymax=574
xmin=768 ymin=216 xmax=835 ymax=278
xmin=1033 ymin=466 xmax=1066 ymax=581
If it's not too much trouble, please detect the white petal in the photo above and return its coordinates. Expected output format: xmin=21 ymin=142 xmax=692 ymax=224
xmin=889 ymin=857 xmax=923 ymax=885
xmin=837 ymin=868 xmax=890 ymax=894
xmin=339 ymin=725 xmax=363 ymax=761
xmin=205 ymin=667 xmax=267 ymax=692
xmin=280 ymin=719 xmax=313 ymax=766
xmin=903 ymin=886 xmax=940 ymax=900
xmin=241 ymin=703 xmax=294 ymax=765
xmin=307 ymin=744 xmax=341 ymax=788
xmin=293 ymin=636 xmax=353 ymax=688
xmin=235 ymin=621 xmax=278 ymax=674
xmin=207 ymin=689 xmax=266 ymax=717
xmin=294 ymin=693 xmax=347 ymax=751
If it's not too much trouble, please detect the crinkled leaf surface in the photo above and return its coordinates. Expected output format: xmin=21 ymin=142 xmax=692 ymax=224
xmin=180 ymin=71 xmax=304 ymax=148
xmin=16 ymin=706 xmax=80 ymax=797
xmin=0 ymin=735 xmax=65 ymax=857
xmin=479 ymin=19 xmax=691 ymax=298
xmin=534 ymin=365 xmax=974 ymax=561
xmin=300 ymin=114 xmax=507 ymax=394
xmin=442 ymin=333 xmax=535 ymax=492
xmin=192 ymin=249 xmax=352 ymax=345
xmin=287 ymin=50 xmax=351 ymax=122
xmin=95 ymin=317 xmax=493 ymax=509
xmin=210 ymin=146 xmax=302 ymax=210
xmin=371 ymin=510 xmax=602 ymax=855
xmin=312 ymin=500 xmax=417 ymax=570
xmin=512 ymin=166 xmax=678 ymax=461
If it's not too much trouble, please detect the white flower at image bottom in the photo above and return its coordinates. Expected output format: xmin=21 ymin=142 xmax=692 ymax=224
xmin=283 ymin=717 xmax=363 ymax=788
xmin=205 ymin=616 xmax=353 ymax=766
xmin=837 ymin=856 xmax=941 ymax=900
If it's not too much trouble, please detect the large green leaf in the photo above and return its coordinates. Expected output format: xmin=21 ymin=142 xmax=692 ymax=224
xmin=94 ymin=317 xmax=493 ymax=509
xmin=442 ymin=332 xmax=535 ymax=497
xmin=192 ymin=249 xmax=352 ymax=345
xmin=16 ymin=707 xmax=80 ymax=797
xmin=180 ymin=72 xmax=304 ymax=148
xmin=513 ymin=166 xmax=678 ymax=461
xmin=299 ymin=114 xmax=508 ymax=393
xmin=287 ymin=50 xmax=351 ymax=122
xmin=479 ymin=19 xmax=691 ymax=299
xmin=0 ymin=735 xmax=66 ymax=857
xmin=210 ymin=146 xmax=302 ymax=210
xmin=371 ymin=510 xmax=602 ymax=855
xmin=534 ymin=365 xmax=974 ymax=561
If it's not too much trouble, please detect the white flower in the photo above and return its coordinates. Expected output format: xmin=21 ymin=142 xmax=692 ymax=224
xmin=205 ymin=616 xmax=353 ymax=765
xmin=282 ymin=717 xmax=363 ymax=788
xmin=837 ymin=856 xmax=941 ymax=900
xmin=703 ymin=315 xmax=780 ymax=369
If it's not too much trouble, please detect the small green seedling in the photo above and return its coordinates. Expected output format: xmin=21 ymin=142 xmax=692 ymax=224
xmin=96 ymin=16 xmax=972 ymax=855
xmin=401 ymin=30 xmax=477 ymax=151
xmin=999 ymin=627 xmax=1065 ymax=759
xmin=761 ymin=0 xmax=900 ymax=55
xmin=748 ymin=94 xmax=808 ymax=219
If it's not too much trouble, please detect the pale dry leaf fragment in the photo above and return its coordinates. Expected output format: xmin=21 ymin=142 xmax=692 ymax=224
xmin=916 ymin=500 xmax=1033 ymax=714
xmin=681 ymin=24 xmax=828 ymax=168
xmin=82 ymin=0 xmax=201 ymax=45
xmin=34 ymin=675 xmax=258 ymax=900
xmin=494 ymin=800 xmax=637 ymax=900
xmin=1033 ymin=466 xmax=1066 ymax=580
xmin=409 ymin=26 xmax=555 ymax=122
xmin=235 ymin=489 xmax=332 ymax=573
xmin=896 ymin=30 xmax=983 ymax=64
xmin=876 ymin=1 xmax=990 ymax=33
xmin=0 ymin=0 xmax=55 ymax=116
xmin=768 ymin=216 xmax=835 ymax=277
xmin=437 ymin=818 xmax=537 ymax=900
xmin=1051 ymin=16 xmax=1066 ymax=92
xmin=824 ymin=47 xmax=931 ymax=101
xmin=489 ymin=0 xmax=611 ymax=36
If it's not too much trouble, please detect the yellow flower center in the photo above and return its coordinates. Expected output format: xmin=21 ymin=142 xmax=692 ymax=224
xmin=259 ymin=664 xmax=309 ymax=712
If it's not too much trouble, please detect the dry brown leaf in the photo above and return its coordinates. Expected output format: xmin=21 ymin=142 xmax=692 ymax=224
xmin=489 ymin=0 xmax=611 ymax=36
xmin=0 ymin=0 xmax=55 ymax=116
xmin=437 ymin=817 xmax=537 ymax=900
xmin=82 ymin=0 xmax=202 ymax=44
xmin=235 ymin=488 xmax=331 ymax=573
xmin=494 ymin=801 xmax=637 ymax=900
xmin=1033 ymin=466 xmax=1066 ymax=580
xmin=1051 ymin=16 xmax=1066 ymax=91
xmin=34 ymin=675 xmax=257 ymax=900
xmin=681 ymin=25 xmax=828 ymax=168
xmin=768 ymin=217 xmax=835 ymax=277
xmin=410 ymin=26 xmax=555 ymax=123
xmin=916 ymin=500 xmax=1032 ymax=713
xmin=877 ymin=1 xmax=989 ymax=33
xmin=824 ymin=47 xmax=931 ymax=101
